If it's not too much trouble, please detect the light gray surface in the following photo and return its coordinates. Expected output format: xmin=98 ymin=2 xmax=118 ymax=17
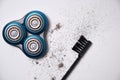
xmin=0 ymin=0 xmax=120 ymax=80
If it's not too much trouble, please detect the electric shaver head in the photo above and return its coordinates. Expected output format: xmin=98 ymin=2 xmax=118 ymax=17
xmin=2 ymin=11 xmax=48 ymax=59
xmin=3 ymin=21 xmax=26 ymax=45
xmin=24 ymin=11 xmax=48 ymax=34
xmin=23 ymin=35 xmax=46 ymax=58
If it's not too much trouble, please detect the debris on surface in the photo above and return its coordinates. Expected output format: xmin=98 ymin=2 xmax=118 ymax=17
xmin=29 ymin=8 xmax=100 ymax=80
xmin=58 ymin=63 xmax=64 ymax=68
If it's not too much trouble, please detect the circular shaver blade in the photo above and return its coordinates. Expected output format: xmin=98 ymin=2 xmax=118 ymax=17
xmin=24 ymin=11 xmax=48 ymax=34
xmin=23 ymin=35 xmax=46 ymax=58
xmin=7 ymin=26 xmax=21 ymax=41
xmin=27 ymin=15 xmax=42 ymax=31
xmin=3 ymin=21 xmax=26 ymax=45
xmin=26 ymin=38 xmax=41 ymax=54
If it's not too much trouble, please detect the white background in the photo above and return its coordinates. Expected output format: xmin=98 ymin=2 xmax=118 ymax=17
xmin=0 ymin=0 xmax=120 ymax=80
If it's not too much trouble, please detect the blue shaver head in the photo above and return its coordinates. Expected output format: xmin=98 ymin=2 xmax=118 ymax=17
xmin=24 ymin=11 xmax=48 ymax=34
xmin=2 ymin=21 xmax=27 ymax=45
xmin=2 ymin=10 xmax=48 ymax=59
xmin=22 ymin=35 xmax=46 ymax=59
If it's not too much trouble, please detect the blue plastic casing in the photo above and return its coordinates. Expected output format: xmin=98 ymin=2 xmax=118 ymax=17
xmin=22 ymin=35 xmax=46 ymax=59
xmin=24 ymin=11 xmax=48 ymax=34
xmin=2 ymin=21 xmax=27 ymax=45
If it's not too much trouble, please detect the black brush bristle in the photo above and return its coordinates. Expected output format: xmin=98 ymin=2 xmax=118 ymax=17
xmin=72 ymin=35 xmax=92 ymax=56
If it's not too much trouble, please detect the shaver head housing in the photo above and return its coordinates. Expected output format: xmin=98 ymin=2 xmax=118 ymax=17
xmin=2 ymin=21 xmax=27 ymax=45
xmin=2 ymin=10 xmax=48 ymax=59
xmin=24 ymin=11 xmax=48 ymax=34
xmin=23 ymin=35 xmax=46 ymax=59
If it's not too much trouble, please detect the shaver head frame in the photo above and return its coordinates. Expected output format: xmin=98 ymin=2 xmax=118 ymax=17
xmin=2 ymin=10 xmax=48 ymax=59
